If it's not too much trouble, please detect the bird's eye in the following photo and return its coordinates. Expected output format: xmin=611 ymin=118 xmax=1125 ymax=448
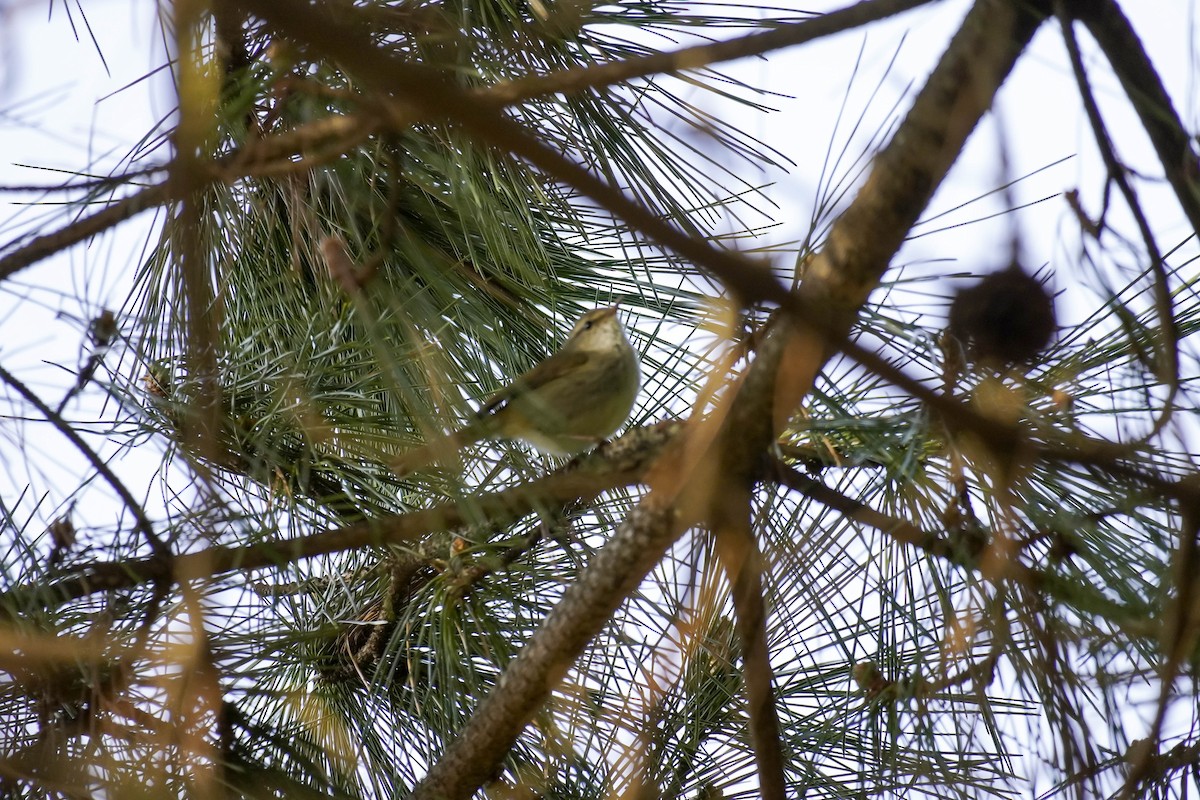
xmin=584 ymin=321 xmax=594 ymax=330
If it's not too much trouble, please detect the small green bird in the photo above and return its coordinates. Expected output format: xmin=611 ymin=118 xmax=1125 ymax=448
xmin=393 ymin=307 xmax=640 ymax=474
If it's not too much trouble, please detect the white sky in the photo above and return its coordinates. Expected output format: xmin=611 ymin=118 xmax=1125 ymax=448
xmin=0 ymin=0 xmax=1197 ymax=793
xmin=1 ymin=0 xmax=1195 ymax=371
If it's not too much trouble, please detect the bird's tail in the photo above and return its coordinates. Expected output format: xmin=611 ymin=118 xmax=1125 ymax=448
xmin=390 ymin=424 xmax=486 ymax=476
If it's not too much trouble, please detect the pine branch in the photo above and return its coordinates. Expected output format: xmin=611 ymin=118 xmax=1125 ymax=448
xmin=1058 ymin=2 xmax=1179 ymax=438
xmin=0 ymin=363 xmax=167 ymax=558
xmin=714 ymin=496 xmax=786 ymax=800
xmin=1072 ymin=0 xmax=1200 ymax=241
xmin=0 ymin=424 xmax=676 ymax=611
xmin=0 ymin=182 xmax=169 ymax=282
xmin=210 ymin=3 xmax=1065 ymax=796
xmin=486 ymin=0 xmax=935 ymax=104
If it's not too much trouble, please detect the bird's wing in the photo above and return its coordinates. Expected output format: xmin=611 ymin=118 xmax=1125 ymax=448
xmin=477 ymin=349 xmax=591 ymax=416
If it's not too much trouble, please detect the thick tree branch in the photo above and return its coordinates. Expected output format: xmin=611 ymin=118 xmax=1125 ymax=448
xmin=411 ymin=0 xmax=1048 ymax=794
xmin=798 ymin=0 xmax=1049 ymax=335
xmin=412 ymin=496 xmax=687 ymax=799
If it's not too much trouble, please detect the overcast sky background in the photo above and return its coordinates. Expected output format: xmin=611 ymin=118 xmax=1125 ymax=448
xmin=0 ymin=3 xmax=1197 ymax=789
xmin=0 ymin=0 xmax=1196 ymax=585
xmin=0 ymin=0 xmax=1194 ymax=567
xmin=1 ymin=1 xmax=1194 ymax=374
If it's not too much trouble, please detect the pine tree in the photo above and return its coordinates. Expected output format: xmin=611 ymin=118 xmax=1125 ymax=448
xmin=1 ymin=1 xmax=1198 ymax=798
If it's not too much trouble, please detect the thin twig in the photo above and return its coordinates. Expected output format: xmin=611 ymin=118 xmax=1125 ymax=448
xmin=1058 ymin=3 xmax=1179 ymax=441
xmin=0 ymin=431 xmax=663 ymax=609
xmin=768 ymin=457 xmax=1157 ymax=641
xmin=0 ymin=184 xmax=170 ymax=283
xmin=0 ymin=362 xmax=168 ymax=560
xmin=485 ymin=0 xmax=934 ymax=104
xmin=0 ymin=0 xmax=931 ymax=285
xmin=1075 ymin=0 xmax=1200 ymax=243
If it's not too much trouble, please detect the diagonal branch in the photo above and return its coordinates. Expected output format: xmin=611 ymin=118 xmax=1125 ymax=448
xmin=1073 ymin=0 xmax=1200 ymax=241
xmin=0 ymin=427 xmax=673 ymax=611
xmin=713 ymin=490 xmax=786 ymax=800
xmin=768 ymin=457 xmax=1154 ymax=638
xmin=796 ymin=0 xmax=1049 ymax=339
xmin=1057 ymin=3 xmax=1178 ymax=439
xmin=0 ymin=362 xmax=168 ymax=559
xmin=486 ymin=0 xmax=933 ymax=104
xmin=0 ymin=115 xmax=368 ymax=283
xmin=408 ymin=0 xmax=1050 ymax=795
xmin=412 ymin=495 xmax=689 ymax=799
xmin=0 ymin=0 xmax=929 ymax=285
xmin=0 ymin=182 xmax=170 ymax=283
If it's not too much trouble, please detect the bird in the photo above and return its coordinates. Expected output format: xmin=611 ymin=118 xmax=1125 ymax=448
xmin=392 ymin=307 xmax=640 ymax=474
